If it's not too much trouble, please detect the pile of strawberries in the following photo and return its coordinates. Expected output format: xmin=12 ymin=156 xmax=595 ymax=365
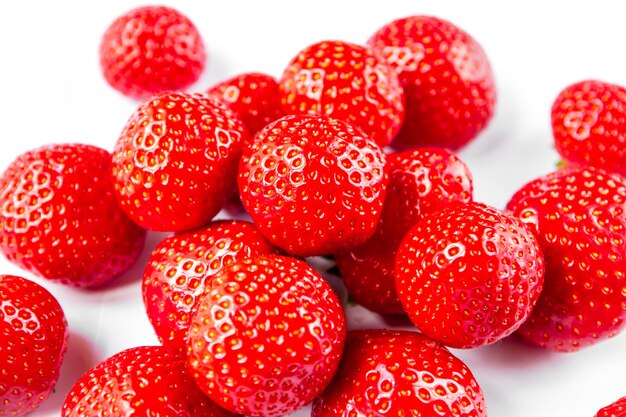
xmin=2 ymin=4 xmax=626 ymax=417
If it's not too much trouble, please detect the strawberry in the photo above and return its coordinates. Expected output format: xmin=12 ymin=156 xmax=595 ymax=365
xmin=552 ymin=80 xmax=626 ymax=176
xmin=0 ymin=274 xmax=68 ymax=416
xmin=111 ymin=92 xmax=248 ymax=232
xmin=311 ymin=329 xmax=487 ymax=417
xmin=61 ymin=345 xmax=235 ymax=417
xmin=207 ymin=72 xmax=285 ymax=137
xmin=395 ymin=201 xmax=545 ymax=348
xmin=596 ymin=397 xmax=626 ymax=417
xmin=142 ymin=219 xmax=275 ymax=352
xmin=506 ymin=166 xmax=626 ymax=352
xmin=187 ymin=254 xmax=346 ymax=417
xmin=0 ymin=144 xmax=146 ymax=288
xmin=238 ymin=114 xmax=388 ymax=257
xmin=279 ymin=40 xmax=405 ymax=147
xmin=368 ymin=15 xmax=496 ymax=151
xmin=335 ymin=148 xmax=473 ymax=314
xmin=99 ymin=5 xmax=206 ymax=99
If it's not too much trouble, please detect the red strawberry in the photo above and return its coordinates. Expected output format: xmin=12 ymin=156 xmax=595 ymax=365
xmin=142 ymin=219 xmax=275 ymax=352
xmin=311 ymin=329 xmax=487 ymax=417
xmin=596 ymin=397 xmax=626 ymax=417
xmin=238 ymin=114 xmax=388 ymax=257
xmin=335 ymin=148 xmax=473 ymax=314
xmin=395 ymin=201 xmax=545 ymax=348
xmin=100 ymin=5 xmax=206 ymax=99
xmin=279 ymin=40 xmax=405 ymax=147
xmin=61 ymin=345 xmax=235 ymax=416
xmin=368 ymin=15 xmax=496 ymax=151
xmin=0 ymin=144 xmax=146 ymax=288
xmin=0 ymin=275 xmax=68 ymax=416
xmin=111 ymin=92 xmax=248 ymax=232
xmin=552 ymin=80 xmax=626 ymax=175
xmin=187 ymin=254 xmax=346 ymax=417
xmin=506 ymin=167 xmax=626 ymax=352
xmin=207 ymin=72 xmax=285 ymax=137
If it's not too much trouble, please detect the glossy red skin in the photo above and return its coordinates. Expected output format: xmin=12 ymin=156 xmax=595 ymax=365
xmin=187 ymin=255 xmax=346 ymax=417
xmin=0 ymin=275 xmax=68 ymax=416
xmin=238 ymin=114 xmax=388 ymax=257
xmin=61 ymin=345 xmax=235 ymax=417
xmin=396 ymin=201 xmax=545 ymax=348
xmin=596 ymin=397 xmax=626 ymax=417
xmin=207 ymin=72 xmax=285 ymax=137
xmin=100 ymin=5 xmax=206 ymax=99
xmin=368 ymin=15 xmax=496 ymax=151
xmin=335 ymin=148 xmax=473 ymax=314
xmin=0 ymin=144 xmax=146 ymax=288
xmin=311 ymin=329 xmax=487 ymax=417
xmin=552 ymin=80 xmax=626 ymax=176
xmin=279 ymin=40 xmax=405 ymax=147
xmin=142 ymin=219 xmax=275 ymax=352
xmin=111 ymin=92 xmax=248 ymax=232
xmin=506 ymin=167 xmax=626 ymax=352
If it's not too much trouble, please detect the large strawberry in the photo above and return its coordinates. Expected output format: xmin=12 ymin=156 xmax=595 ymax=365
xmin=0 ymin=144 xmax=145 ymax=288
xmin=395 ymin=201 xmax=545 ymax=348
xmin=142 ymin=219 xmax=275 ymax=352
xmin=0 ymin=275 xmax=68 ymax=416
xmin=111 ymin=92 xmax=248 ymax=232
xmin=61 ymin=345 xmax=235 ymax=416
xmin=368 ymin=15 xmax=496 ymax=151
xmin=506 ymin=166 xmax=626 ymax=352
xmin=279 ymin=40 xmax=405 ymax=147
xmin=552 ymin=80 xmax=626 ymax=176
xmin=335 ymin=148 xmax=473 ymax=314
xmin=187 ymin=254 xmax=346 ymax=417
xmin=596 ymin=397 xmax=626 ymax=417
xmin=311 ymin=329 xmax=487 ymax=417
xmin=100 ymin=5 xmax=206 ymax=99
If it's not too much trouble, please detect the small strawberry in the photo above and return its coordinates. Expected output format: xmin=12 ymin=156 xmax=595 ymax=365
xmin=335 ymin=148 xmax=473 ymax=314
xmin=311 ymin=329 xmax=487 ymax=417
xmin=552 ymin=80 xmax=626 ymax=176
xmin=395 ymin=201 xmax=545 ymax=348
xmin=207 ymin=72 xmax=285 ymax=137
xmin=0 ymin=144 xmax=146 ymax=288
xmin=61 ymin=345 xmax=235 ymax=417
xmin=111 ymin=92 xmax=248 ymax=232
xmin=100 ymin=5 xmax=206 ymax=99
xmin=279 ymin=40 xmax=405 ymax=147
xmin=238 ymin=114 xmax=388 ymax=257
xmin=187 ymin=254 xmax=346 ymax=417
xmin=0 ymin=275 xmax=68 ymax=416
xmin=596 ymin=397 xmax=626 ymax=417
xmin=368 ymin=15 xmax=496 ymax=151
xmin=142 ymin=219 xmax=275 ymax=352
xmin=506 ymin=166 xmax=626 ymax=352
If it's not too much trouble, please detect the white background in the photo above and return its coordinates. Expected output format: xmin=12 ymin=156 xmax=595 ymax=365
xmin=1 ymin=1 xmax=625 ymax=416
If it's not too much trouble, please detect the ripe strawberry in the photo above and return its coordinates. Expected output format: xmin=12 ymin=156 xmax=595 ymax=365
xmin=0 ymin=144 xmax=145 ymax=288
xmin=368 ymin=15 xmax=496 ymax=151
xmin=395 ymin=201 xmax=545 ymax=348
xmin=207 ymin=72 xmax=285 ymax=137
xmin=111 ymin=92 xmax=248 ymax=232
xmin=142 ymin=219 xmax=275 ymax=352
xmin=596 ymin=397 xmax=626 ymax=417
xmin=238 ymin=114 xmax=388 ymax=257
xmin=187 ymin=254 xmax=346 ymax=417
xmin=506 ymin=167 xmax=626 ymax=352
xmin=100 ymin=5 xmax=206 ymax=99
xmin=279 ymin=40 xmax=405 ymax=147
xmin=552 ymin=80 xmax=626 ymax=176
xmin=61 ymin=345 xmax=235 ymax=416
xmin=335 ymin=148 xmax=473 ymax=314
xmin=311 ymin=329 xmax=487 ymax=417
xmin=0 ymin=275 xmax=68 ymax=416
